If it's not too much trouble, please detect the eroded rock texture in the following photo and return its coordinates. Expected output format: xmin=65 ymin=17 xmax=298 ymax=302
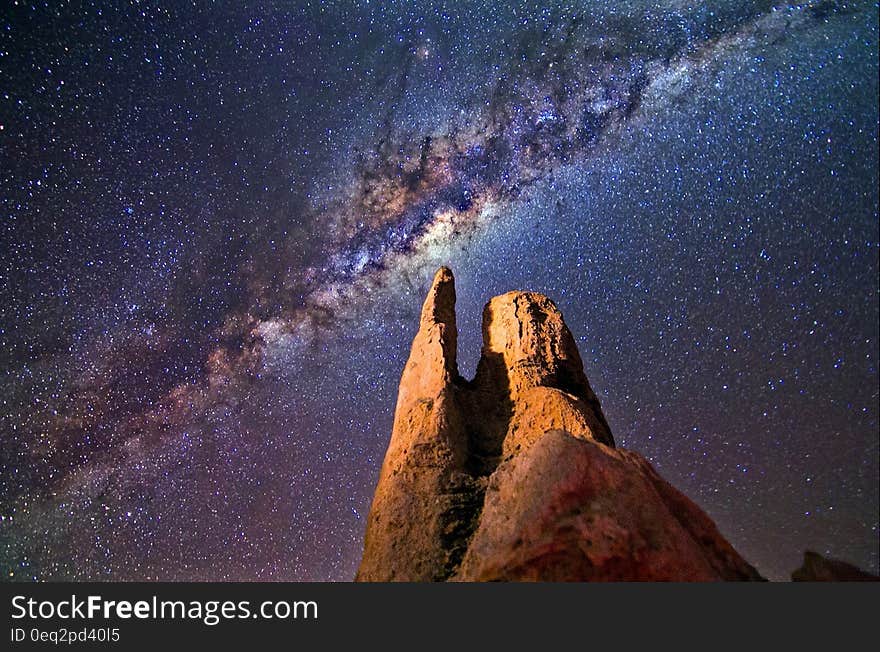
xmin=356 ymin=267 xmax=763 ymax=581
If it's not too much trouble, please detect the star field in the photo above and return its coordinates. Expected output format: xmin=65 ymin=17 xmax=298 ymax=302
xmin=1 ymin=1 xmax=877 ymax=581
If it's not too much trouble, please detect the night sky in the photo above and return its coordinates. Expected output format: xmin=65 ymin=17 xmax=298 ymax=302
xmin=1 ymin=1 xmax=877 ymax=581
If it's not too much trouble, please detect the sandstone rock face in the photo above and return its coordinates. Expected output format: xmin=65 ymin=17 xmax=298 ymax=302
xmin=791 ymin=551 xmax=879 ymax=582
xmin=357 ymin=267 xmax=763 ymax=581
xmin=355 ymin=267 xmax=475 ymax=582
xmin=456 ymin=430 xmax=760 ymax=581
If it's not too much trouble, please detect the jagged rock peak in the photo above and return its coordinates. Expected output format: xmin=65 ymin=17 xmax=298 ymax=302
xmin=418 ymin=265 xmax=458 ymax=379
xmin=473 ymin=289 xmax=614 ymax=448
xmin=394 ymin=266 xmax=459 ymax=408
xmin=479 ymin=291 xmax=589 ymax=398
xmin=357 ymin=268 xmax=762 ymax=582
xmin=420 ymin=266 xmax=457 ymax=331
xmin=355 ymin=267 xmax=469 ymax=582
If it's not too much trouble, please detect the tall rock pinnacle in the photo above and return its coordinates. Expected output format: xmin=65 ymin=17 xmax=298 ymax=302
xmin=356 ymin=267 xmax=474 ymax=581
xmin=357 ymin=268 xmax=763 ymax=581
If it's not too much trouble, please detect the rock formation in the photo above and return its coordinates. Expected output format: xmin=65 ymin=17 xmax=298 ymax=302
xmin=356 ymin=267 xmax=763 ymax=581
xmin=791 ymin=551 xmax=879 ymax=582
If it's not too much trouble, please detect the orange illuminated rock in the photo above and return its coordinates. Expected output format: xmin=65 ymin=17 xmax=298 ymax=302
xmin=356 ymin=267 xmax=763 ymax=581
xmin=355 ymin=267 xmax=475 ymax=582
xmin=455 ymin=430 xmax=761 ymax=581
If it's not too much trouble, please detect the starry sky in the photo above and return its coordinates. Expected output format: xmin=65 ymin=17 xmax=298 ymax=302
xmin=1 ymin=1 xmax=877 ymax=582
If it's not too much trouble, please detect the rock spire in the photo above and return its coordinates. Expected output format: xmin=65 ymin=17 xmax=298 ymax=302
xmin=356 ymin=268 xmax=762 ymax=581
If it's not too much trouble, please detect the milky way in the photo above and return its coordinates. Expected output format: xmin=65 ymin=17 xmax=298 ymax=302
xmin=1 ymin=1 xmax=877 ymax=580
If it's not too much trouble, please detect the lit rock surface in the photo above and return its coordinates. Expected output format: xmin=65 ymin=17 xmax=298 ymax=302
xmin=355 ymin=267 xmax=474 ymax=581
xmin=357 ymin=267 xmax=763 ymax=581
